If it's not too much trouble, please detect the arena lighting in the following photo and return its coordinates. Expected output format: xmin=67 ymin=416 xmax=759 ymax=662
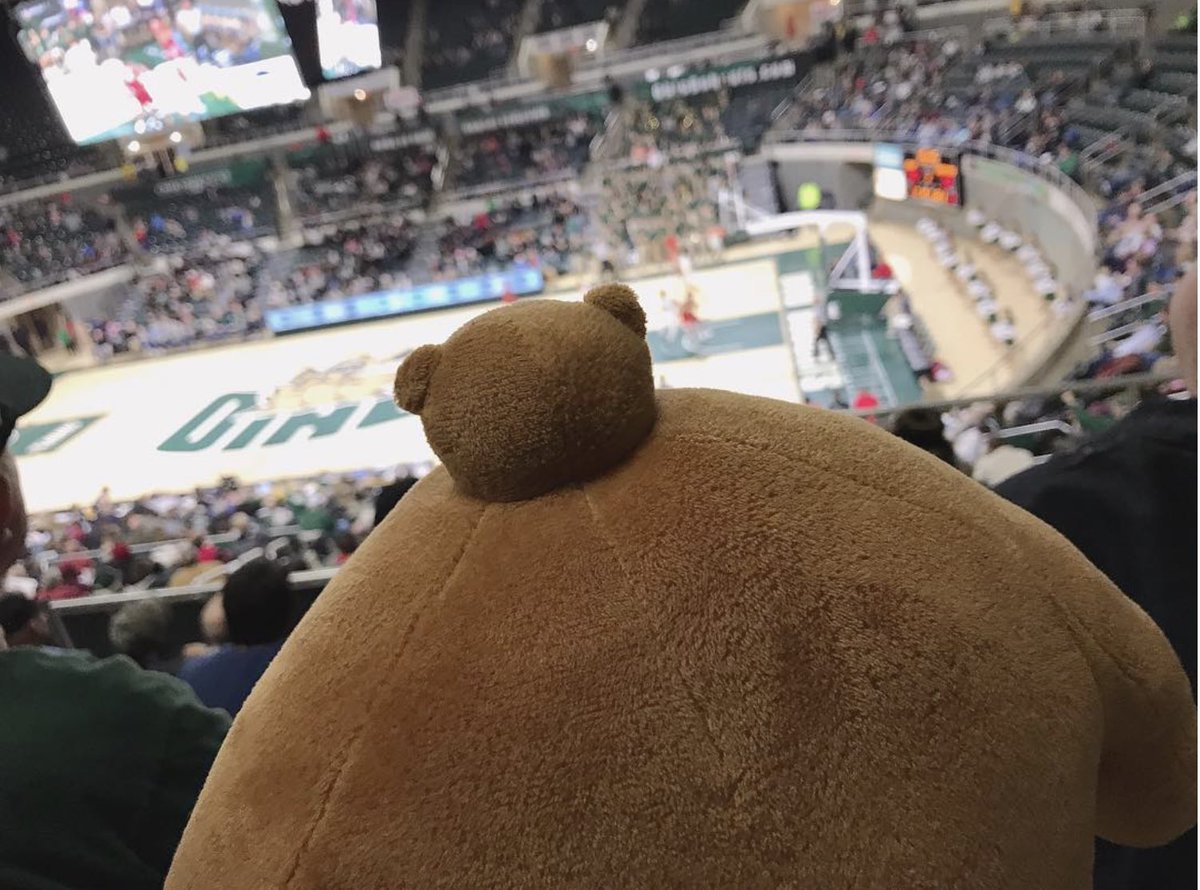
xmin=127 ymin=140 xmax=140 ymax=153
xmin=354 ymin=88 xmax=368 ymax=101
xmin=585 ymin=38 xmax=598 ymax=51
xmin=169 ymin=132 xmax=183 ymax=144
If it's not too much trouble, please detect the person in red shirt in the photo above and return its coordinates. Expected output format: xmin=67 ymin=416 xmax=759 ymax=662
xmin=664 ymin=233 xmax=680 ymax=266
xmin=37 ymin=564 xmax=91 ymax=603
xmin=852 ymin=390 xmax=881 ymax=424
xmin=872 ymin=260 xmax=893 ymax=279
xmin=196 ymin=539 xmax=221 ymax=564
xmin=852 ymin=390 xmax=880 ymax=410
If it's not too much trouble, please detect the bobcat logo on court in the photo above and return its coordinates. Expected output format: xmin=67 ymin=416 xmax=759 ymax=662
xmin=159 ymin=350 xmax=416 ymax=454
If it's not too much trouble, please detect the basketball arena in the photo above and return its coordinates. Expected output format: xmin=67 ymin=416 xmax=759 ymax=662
xmin=0 ymin=0 xmax=1195 ymax=885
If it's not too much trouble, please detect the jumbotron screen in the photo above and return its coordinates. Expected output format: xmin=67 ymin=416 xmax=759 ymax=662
xmin=316 ymin=0 xmax=381 ymax=80
xmin=14 ymin=0 xmax=310 ymax=146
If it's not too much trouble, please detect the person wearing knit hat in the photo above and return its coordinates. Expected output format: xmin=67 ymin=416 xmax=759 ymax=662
xmin=0 ymin=354 xmax=229 ymax=890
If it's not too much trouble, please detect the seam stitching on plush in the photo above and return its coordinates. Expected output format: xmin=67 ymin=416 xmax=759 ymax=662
xmin=280 ymin=503 xmax=491 ymax=888
xmin=579 ymin=483 xmax=727 ymax=765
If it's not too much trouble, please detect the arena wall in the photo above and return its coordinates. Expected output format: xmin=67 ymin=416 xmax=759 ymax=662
xmin=759 ymin=142 xmax=1098 ymax=294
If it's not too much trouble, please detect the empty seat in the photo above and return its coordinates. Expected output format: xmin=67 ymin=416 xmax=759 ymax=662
xmin=1155 ymin=51 xmax=1196 ymax=74
xmin=421 ymin=0 xmax=525 ymax=89
xmin=1155 ymin=33 xmax=1197 ymax=54
xmin=636 ymin=0 xmax=746 ymax=44
xmin=1121 ymin=88 xmax=1189 ymax=120
xmin=1149 ymin=70 xmax=1198 ymax=97
xmin=537 ymin=0 xmax=624 ymax=31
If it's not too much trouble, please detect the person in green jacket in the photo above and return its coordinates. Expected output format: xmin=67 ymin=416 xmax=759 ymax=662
xmin=0 ymin=354 xmax=230 ymax=890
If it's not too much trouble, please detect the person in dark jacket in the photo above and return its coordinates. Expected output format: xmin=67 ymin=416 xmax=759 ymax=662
xmin=0 ymin=354 xmax=229 ymax=890
xmin=890 ymin=407 xmax=960 ymax=468
xmin=0 ymin=593 xmax=53 ymax=649
xmin=373 ymin=474 xmax=418 ymax=528
xmin=178 ymin=557 xmax=292 ymax=717
xmin=997 ymin=265 xmax=1198 ymax=890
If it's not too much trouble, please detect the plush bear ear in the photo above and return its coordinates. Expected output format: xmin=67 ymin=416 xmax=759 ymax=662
xmin=584 ymin=283 xmax=647 ymax=338
xmin=394 ymin=344 xmax=442 ymax=415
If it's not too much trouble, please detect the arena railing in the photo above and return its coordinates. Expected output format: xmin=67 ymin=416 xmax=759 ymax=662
xmin=1136 ymin=170 xmax=1198 ymax=216
xmin=1087 ymin=291 xmax=1169 ymax=323
xmin=1091 ymin=318 xmax=1164 ymax=347
xmin=443 ymin=168 xmax=581 ymax=204
xmin=956 ymin=301 xmax=1088 ymax=397
xmin=763 ymin=128 xmax=1099 ymax=237
xmin=845 ymin=371 xmax=1173 ymax=422
xmin=982 ymin=8 xmax=1148 ymax=40
xmin=35 ymin=524 xmax=307 ymax=571
xmin=423 ymin=27 xmax=771 ymax=112
xmin=45 ymin=567 xmax=339 ymax=657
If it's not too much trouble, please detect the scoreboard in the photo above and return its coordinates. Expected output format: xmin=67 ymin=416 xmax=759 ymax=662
xmin=903 ymin=147 xmax=963 ymax=206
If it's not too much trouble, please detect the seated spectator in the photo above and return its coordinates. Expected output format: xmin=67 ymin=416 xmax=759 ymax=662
xmin=1032 ymin=268 xmax=1060 ymax=301
xmin=109 ymin=599 xmax=182 ymax=674
xmin=290 ymin=143 xmax=437 ymax=218
xmin=998 ymin=228 xmax=1023 ymax=251
xmin=1111 ymin=314 xmax=1168 ymax=359
xmin=0 ymin=593 xmax=53 ymax=649
xmin=37 ymin=564 xmax=90 ymax=602
xmin=0 ymin=353 xmax=229 ymax=890
xmin=168 ymin=542 xmax=220 ymax=588
xmin=990 ymin=310 xmax=1017 ymax=346
xmin=890 ymin=408 xmax=958 ymax=467
xmin=457 ymin=114 xmax=598 ymax=189
xmin=333 ymin=532 xmax=360 ymax=566
xmin=125 ymin=182 xmax=276 ymax=254
xmin=972 ymin=439 xmax=1036 ymax=487
xmin=178 ymin=557 xmax=293 ymax=717
xmin=374 ymin=475 xmax=419 ymax=528
xmin=967 ymin=277 xmax=994 ymax=301
xmin=0 ymin=196 xmax=127 ymax=289
xmin=852 ymin=389 xmax=880 ymax=411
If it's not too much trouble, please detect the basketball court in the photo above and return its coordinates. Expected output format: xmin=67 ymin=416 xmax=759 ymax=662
xmin=14 ymin=224 xmax=1050 ymax=514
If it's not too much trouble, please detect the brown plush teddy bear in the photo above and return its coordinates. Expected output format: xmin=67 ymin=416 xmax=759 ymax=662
xmin=168 ymin=285 xmax=1195 ymax=889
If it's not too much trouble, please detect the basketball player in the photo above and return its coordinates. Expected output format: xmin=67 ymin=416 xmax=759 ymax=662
xmin=677 ymin=286 xmax=707 ymax=354
xmin=659 ymin=289 xmax=681 ymax=345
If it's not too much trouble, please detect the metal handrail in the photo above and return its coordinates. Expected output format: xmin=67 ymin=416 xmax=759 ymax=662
xmin=983 ymin=9 xmax=1146 ymax=39
xmin=48 ymin=567 xmax=340 ymax=614
xmin=844 ymin=371 xmax=1172 ymax=420
xmin=1080 ymin=128 xmax=1129 ymax=163
xmin=994 ymin=419 xmax=1075 ymax=439
xmin=1132 ymin=170 xmax=1197 ymax=208
xmin=993 ymin=424 xmax=1080 ymax=441
xmin=956 ymin=301 xmax=1087 ymax=396
xmin=1087 ymin=291 xmax=1167 ymax=322
xmin=575 ymin=26 xmax=756 ymax=69
xmin=37 ymin=524 xmax=305 ymax=569
xmin=1091 ymin=319 xmax=1163 ymax=346
xmin=1144 ymin=190 xmax=1196 ymax=217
